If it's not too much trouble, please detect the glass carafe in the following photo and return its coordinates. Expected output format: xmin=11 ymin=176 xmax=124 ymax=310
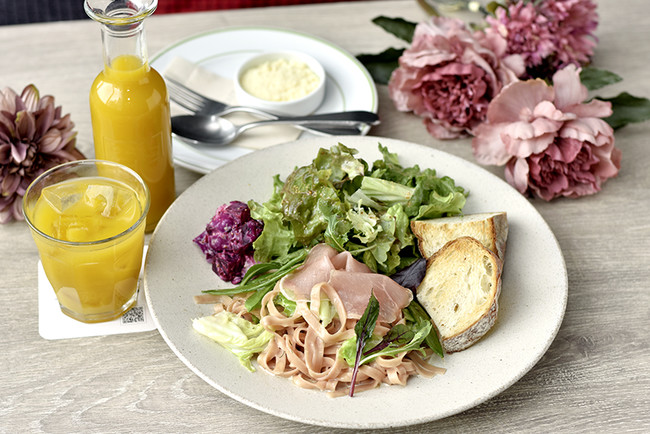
xmin=85 ymin=0 xmax=175 ymax=232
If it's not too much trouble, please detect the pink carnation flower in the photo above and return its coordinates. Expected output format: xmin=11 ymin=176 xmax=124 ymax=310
xmin=487 ymin=0 xmax=598 ymax=77
xmin=472 ymin=65 xmax=621 ymax=201
xmin=542 ymin=0 xmax=598 ymax=69
xmin=486 ymin=2 xmax=555 ymax=71
xmin=389 ymin=17 xmax=524 ymax=139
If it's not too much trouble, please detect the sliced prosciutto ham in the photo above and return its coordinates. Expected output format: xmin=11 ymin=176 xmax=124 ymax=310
xmin=281 ymin=244 xmax=412 ymax=323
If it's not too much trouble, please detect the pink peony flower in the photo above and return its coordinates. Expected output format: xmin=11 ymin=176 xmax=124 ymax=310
xmin=487 ymin=0 xmax=598 ymax=77
xmin=0 ymin=85 xmax=84 ymax=223
xmin=388 ymin=17 xmax=524 ymax=139
xmin=472 ymin=65 xmax=621 ymax=201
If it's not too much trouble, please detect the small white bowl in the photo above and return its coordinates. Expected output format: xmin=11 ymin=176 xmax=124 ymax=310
xmin=234 ymin=50 xmax=326 ymax=116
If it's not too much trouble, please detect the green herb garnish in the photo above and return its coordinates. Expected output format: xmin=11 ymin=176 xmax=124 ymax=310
xmin=202 ymin=248 xmax=308 ymax=312
xmin=349 ymin=293 xmax=380 ymax=397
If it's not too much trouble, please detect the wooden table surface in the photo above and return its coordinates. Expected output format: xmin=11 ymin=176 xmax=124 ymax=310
xmin=1 ymin=1 xmax=648 ymax=432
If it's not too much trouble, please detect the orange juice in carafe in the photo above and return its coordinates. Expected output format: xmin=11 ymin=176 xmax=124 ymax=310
xmin=86 ymin=0 xmax=174 ymax=232
xmin=89 ymin=55 xmax=174 ymax=231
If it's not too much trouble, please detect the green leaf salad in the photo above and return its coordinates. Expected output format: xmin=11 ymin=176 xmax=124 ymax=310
xmin=248 ymin=143 xmax=467 ymax=275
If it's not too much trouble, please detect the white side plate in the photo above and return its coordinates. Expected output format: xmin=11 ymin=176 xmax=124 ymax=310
xmin=151 ymin=27 xmax=378 ymax=174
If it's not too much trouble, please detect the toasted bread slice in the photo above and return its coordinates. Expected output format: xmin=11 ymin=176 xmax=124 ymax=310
xmin=411 ymin=212 xmax=508 ymax=260
xmin=416 ymin=236 xmax=502 ymax=353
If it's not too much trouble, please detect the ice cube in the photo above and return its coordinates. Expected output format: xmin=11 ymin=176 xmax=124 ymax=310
xmin=117 ymin=191 xmax=139 ymax=222
xmin=63 ymin=221 xmax=91 ymax=242
xmin=83 ymin=184 xmax=116 ymax=217
xmin=41 ymin=184 xmax=81 ymax=214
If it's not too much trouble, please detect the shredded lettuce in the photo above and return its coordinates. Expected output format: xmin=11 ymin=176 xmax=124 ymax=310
xmin=192 ymin=312 xmax=273 ymax=372
xmin=318 ymin=298 xmax=337 ymax=327
xmin=248 ymin=175 xmax=295 ymax=263
xmin=277 ymin=282 xmax=336 ymax=326
xmin=273 ymin=292 xmax=297 ymax=316
xmin=358 ymin=176 xmax=414 ymax=206
xmin=347 ymin=202 xmax=381 ymax=244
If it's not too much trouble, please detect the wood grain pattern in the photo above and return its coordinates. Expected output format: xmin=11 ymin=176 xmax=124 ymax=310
xmin=1 ymin=1 xmax=648 ymax=432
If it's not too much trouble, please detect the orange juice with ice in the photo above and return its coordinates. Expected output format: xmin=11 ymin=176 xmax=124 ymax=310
xmin=89 ymin=54 xmax=175 ymax=232
xmin=27 ymin=173 xmax=148 ymax=323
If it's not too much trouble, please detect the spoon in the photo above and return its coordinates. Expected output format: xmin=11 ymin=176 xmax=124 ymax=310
xmin=172 ymin=112 xmax=380 ymax=146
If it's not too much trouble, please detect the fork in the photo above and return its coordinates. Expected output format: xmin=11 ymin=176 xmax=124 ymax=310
xmin=165 ymin=77 xmax=377 ymax=136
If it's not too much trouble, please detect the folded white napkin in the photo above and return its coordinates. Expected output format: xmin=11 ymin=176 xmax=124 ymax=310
xmin=163 ymin=57 xmax=301 ymax=150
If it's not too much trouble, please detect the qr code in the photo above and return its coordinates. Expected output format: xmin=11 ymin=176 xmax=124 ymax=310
xmin=121 ymin=306 xmax=145 ymax=324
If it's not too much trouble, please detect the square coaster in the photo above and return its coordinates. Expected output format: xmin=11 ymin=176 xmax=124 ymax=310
xmin=37 ymin=247 xmax=157 ymax=340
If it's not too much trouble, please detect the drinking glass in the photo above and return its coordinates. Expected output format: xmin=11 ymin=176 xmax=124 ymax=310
xmin=23 ymin=160 xmax=150 ymax=323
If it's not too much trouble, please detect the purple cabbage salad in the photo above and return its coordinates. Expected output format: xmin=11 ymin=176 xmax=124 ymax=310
xmin=194 ymin=201 xmax=264 ymax=284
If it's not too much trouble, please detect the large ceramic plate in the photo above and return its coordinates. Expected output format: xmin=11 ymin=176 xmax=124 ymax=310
xmin=151 ymin=27 xmax=378 ymax=174
xmin=144 ymin=136 xmax=567 ymax=429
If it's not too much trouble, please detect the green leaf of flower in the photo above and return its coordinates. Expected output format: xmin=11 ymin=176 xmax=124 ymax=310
xmin=485 ymin=1 xmax=507 ymax=16
xmin=416 ymin=0 xmax=441 ymax=16
xmin=355 ymin=17 xmax=417 ymax=85
xmin=599 ymin=92 xmax=650 ymax=129
xmin=356 ymin=47 xmax=403 ymax=85
xmin=579 ymin=66 xmax=622 ymax=91
xmin=371 ymin=16 xmax=417 ymax=43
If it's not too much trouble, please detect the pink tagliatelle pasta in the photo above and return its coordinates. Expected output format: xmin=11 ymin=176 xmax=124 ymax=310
xmin=199 ymin=286 xmax=445 ymax=397
xmin=195 ymin=244 xmax=445 ymax=396
xmin=257 ymin=283 xmax=444 ymax=397
xmin=196 ymin=244 xmax=446 ymax=397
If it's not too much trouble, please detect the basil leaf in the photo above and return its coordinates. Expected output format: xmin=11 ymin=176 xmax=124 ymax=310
xmin=243 ymin=249 xmax=308 ymax=312
xmin=354 ymin=293 xmax=380 ymax=344
xmin=358 ymin=321 xmax=430 ymax=366
xmin=390 ymin=258 xmax=427 ymax=294
xmin=599 ymin=92 xmax=650 ymax=129
xmin=339 ymin=305 xmax=437 ymax=367
xmin=349 ymin=293 xmax=380 ymax=396
xmin=364 ymin=324 xmax=415 ymax=356
xmin=579 ymin=66 xmax=622 ymax=91
xmin=406 ymin=301 xmax=444 ymax=358
xmin=239 ymin=262 xmax=280 ymax=285
xmin=202 ymin=248 xmax=308 ymax=312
